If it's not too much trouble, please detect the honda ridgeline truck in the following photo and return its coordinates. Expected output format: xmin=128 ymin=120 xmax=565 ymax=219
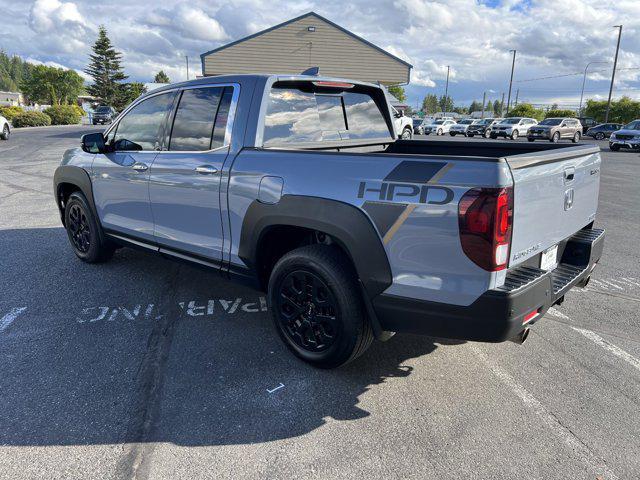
xmin=54 ymin=74 xmax=605 ymax=368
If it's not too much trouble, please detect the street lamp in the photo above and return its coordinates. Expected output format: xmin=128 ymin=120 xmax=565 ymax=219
xmin=444 ymin=65 xmax=450 ymax=113
xmin=505 ymin=50 xmax=516 ymax=116
xmin=579 ymin=61 xmax=608 ymax=116
xmin=605 ymin=25 xmax=623 ymax=122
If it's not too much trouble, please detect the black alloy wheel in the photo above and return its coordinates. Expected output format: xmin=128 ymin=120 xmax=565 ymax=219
xmin=595 ymin=132 xmax=605 ymax=140
xmin=276 ymin=270 xmax=341 ymax=352
xmin=67 ymin=203 xmax=91 ymax=253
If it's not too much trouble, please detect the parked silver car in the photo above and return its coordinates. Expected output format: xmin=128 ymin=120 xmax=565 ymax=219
xmin=609 ymin=119 xmax=640 ymax=151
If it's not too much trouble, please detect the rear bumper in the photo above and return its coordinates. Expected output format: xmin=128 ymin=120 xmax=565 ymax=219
xmin=373 ymin=228 xmax=605 ymax=342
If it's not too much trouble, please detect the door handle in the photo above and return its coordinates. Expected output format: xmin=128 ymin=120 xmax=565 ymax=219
xmin=564 ymin=167 xmax=575 ymax=183
xmin=195 ymin=165 xmax=218 ymax=175
xmin=132 ymin=162 xmax=148 ymax=172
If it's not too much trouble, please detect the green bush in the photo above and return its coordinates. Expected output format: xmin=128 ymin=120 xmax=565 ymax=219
xmin=508 ymin=103 xmax=545 ymax=121
xmin=12 ymin=111 xmax=52 ymax=127
xmin=545 ymin=109 xmax=577 ymax=119
xmin=0 ymin=105 xmax=24 ymax=121
xmin=43 ymin=105 xmax=82 ymax=125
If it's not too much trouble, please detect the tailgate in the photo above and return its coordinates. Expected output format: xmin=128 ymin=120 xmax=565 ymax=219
xmin=506 ymin=144 xmax=601 ymax=267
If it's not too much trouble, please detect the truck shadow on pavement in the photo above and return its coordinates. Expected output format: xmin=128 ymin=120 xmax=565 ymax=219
xmin=0 ymin=227 xmax=464 ymax=448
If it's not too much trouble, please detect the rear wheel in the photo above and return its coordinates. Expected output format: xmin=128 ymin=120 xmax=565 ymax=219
xmin=595 ymin=132 xmax=605 ymax=140
xmin=268 ymin=245 xmax=373 ymax=369
xmin=449 ymin=132 xmax=456 ymax=136
xmin=0 ymin=124 xmax=9 ymax=140
xmin=551 ymin=131 xmax=560 ymax=143
xmin=64 ymin=192 xmax=115 ymax=263
xmin=572 ymin=131 xmax=581 ymax=143
xmin=468 ymin=134 xmax=474 ymax=138
xmin=489 ymin=133 xmax=497 ymax=139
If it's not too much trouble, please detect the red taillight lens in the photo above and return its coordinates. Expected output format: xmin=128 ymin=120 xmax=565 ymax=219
xmin=458 ymin=187 xmax=513 ymax=271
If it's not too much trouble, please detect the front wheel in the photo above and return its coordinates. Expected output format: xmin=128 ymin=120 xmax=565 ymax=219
xmin=268 ymin=245 xmax=373 ymax=369
xmin=64 ymin=192 xmax=115 ymax=263
xmin=595 ymin=132 xmax=605 ymax=140
xmin=449 ymin=132 xmax=456 ymax=136
xmin=610 ymin=144 xmax=620 ymax=151
xmin=527 ymin=137 xmax=535 ymax=142
xmin=484 ymin=130 xmax=492 ymax=138
xmin=400 ymin=127 xmax=412 ymax=140
xmin=551 ymin=131 xmax=560 ymax=143
xmin=0 ymin=124 xmax=9 ymax=140
xmin=510 ymin=129 xmax=519 ymax=140
xmin=572 ymin=131 xmax=581 ymax=143
xmin=467 ymin=134 xmax=474 ymax=138
xmin=437 ymin=128 xmax=443 ymax=136
xmin=489 ymin=133 xmax=497 ymax=139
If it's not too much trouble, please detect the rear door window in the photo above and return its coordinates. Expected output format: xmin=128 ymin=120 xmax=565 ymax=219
xmin=263 ymin=85 xmax=391 ymax=146
xmin=169 ymin=86 xmax=233 ymax=151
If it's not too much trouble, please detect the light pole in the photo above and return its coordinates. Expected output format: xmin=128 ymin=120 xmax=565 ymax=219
xmin=605 ymin=25 xmax=623 ymax=122
xmin=579 ymin=61 xmax=608 ymax=115
xmin=185 ymin=55 xmax=190 ymax=80
xmin=505 ymin=50 xmax=516 ymax=116
xmin=444 ymin=65 xmax=450 ymax=113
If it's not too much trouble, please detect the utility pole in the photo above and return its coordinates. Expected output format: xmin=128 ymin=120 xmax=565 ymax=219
xmin=506 ymin=50 xmax=517 ymax=116
xmin=605 ymin=25 xmax=623 ymax=122
xmin=481 ymin=91 xmax=487 ymax=118
xmin=185 ymin=55 xmax=190 ymax=80
xmin=579 ymin=61 xmax=608 ymax=115
xmin=500 ymin=92 xmax=505 ymax=117
xmin=514 ymin=89 xmax=519 ymax=106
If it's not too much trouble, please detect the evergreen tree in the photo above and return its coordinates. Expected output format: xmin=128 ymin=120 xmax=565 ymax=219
xmin=85 ymin=26 xmax=127 ymax=107
xmin=438 ymin=95 xmax=454 ymax=113
xmin=387 ymin=85 xmax=406 ymax=103
xmin=469 ymin=100 xmax=482 ymax=113
xmin=154 ymin=70 xmax=170 ymax=83
xmin=493 ymin=99 xmax=502 ymax=116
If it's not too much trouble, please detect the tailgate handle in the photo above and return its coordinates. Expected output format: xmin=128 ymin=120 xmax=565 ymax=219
xmin=564 ymin=167 xmax=575 ymax=183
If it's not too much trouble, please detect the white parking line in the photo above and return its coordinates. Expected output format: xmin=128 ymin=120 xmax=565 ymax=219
xmin=547 ymin=307 xmax=570 ymax=320
xmin=0 ymin=307 xmax=27 ymax=332
xmin=572 ymin=327 xmax=640 ymax=373
xmin=471 ymin=344 xmax=618 ymax=480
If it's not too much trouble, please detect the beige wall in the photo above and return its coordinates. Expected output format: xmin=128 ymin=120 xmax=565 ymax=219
xmin=202 ymin=14 xmax=410 ymax=85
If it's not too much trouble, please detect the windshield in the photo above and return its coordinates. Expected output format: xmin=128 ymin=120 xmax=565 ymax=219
xmin=502 ymin=118 xmax=520 ymax=124
xmin=96 ymin=107 xmax=111 ymax=113
xmin=539 ymin=119 xmax=562 ymax=126
xmin=478 ymin=119 xmax=493 ymax=125
xmin=623 ymin=120 xmax=640 ymax=130
xmin=458 ymin=119 xmax=473 ymax=125
xmin=434 ymin=120 xmax=445 ymax=125
xmin=413 ymin=119 xmax=422 ymax=126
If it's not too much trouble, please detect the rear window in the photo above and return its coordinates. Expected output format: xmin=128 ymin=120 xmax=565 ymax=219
xmin=263 ymin=85 xmax=391 ymax=146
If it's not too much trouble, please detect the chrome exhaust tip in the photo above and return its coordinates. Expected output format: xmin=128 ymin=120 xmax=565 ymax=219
xmin=510 ymin=328 xmax=530 ymax=345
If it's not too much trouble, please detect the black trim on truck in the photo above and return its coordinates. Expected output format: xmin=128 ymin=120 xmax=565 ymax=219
xmin=53 ymin=165 xmax=99 ymax=226
xmin=373 ymin=228 xmax=604 ymax=342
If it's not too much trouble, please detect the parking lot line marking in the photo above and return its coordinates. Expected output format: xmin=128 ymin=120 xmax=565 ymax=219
xmin=471 ymin=345 xmax=619 ymax=480
xmin=572 ymin=327 xmax=640 ymax=373
xmin=547 ymin=307 xmax=570 ymax=320
xmin=0 ymin=307 xmax=27 ymax=332
xmin=267 ymin=383 xmax=285 ymax=394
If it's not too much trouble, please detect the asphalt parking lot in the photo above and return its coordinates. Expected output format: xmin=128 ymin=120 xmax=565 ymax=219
xmin=1 ymin=125 xmax=639 ymax=480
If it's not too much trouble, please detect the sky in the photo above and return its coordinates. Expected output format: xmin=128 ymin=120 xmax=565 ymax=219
xmin=0 ymin=0 xmax=638 ymax=109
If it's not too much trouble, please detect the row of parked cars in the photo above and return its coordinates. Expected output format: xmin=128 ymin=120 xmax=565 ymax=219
xmin=412 ymin=116 xmax=640 ymax=149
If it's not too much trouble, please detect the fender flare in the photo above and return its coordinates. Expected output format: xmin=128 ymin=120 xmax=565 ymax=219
xmin=53 ymin=165 xmax=100 ymax=228
xmin=238 ymin=195 xmax=392 ymax=300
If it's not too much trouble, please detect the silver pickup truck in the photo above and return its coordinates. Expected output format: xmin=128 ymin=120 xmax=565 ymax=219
xmin=54 ymin=74 xmax=604 ymax=368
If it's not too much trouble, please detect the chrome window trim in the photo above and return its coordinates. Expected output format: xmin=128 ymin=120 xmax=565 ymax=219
xmin=104 ymin=82 xmax=240 ymax=155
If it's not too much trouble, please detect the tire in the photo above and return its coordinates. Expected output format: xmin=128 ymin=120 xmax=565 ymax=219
xmin=595 ymin=132 xmax=605 ymax=140
xmin=449 ymin=132 xmax=456 ymax=136
xmin=64 ymin=192 xmax=115 ymax=263
xmin=468 ymin=134 xmax=474 ymax=138
xmin=401 ymin=127 xmax=412 ymax=140
xmin=572 ymin=131 xmax=581 ymax=143
xmin=510 ymin=129 xmax=519 ymax=140
xmin=551 ymin=132 xmax=560 ymax=143
xmin=527 ymin=137 xmax=535 ymax=142
xmin=489 ymin=133 xmax=497 ymax=139
xmin=0 ymin=124 xmax=9 ymax=140
xmin=268 ymin=244 xmax=373 ymax=369
xmin=610 ymin=144 xmax=620 ymax=152
xmin=484 ymin=130 xmax=492 ymax=139
xmin=437 ymin=128 xmax=443 ymax=136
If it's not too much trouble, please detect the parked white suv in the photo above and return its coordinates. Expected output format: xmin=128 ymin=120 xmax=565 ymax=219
xmin=423 ymin=119 xmax=456 ymax=136
xmin=0 ymin=114 xmax=10 ymax=140
xmin=491 ymin=117 xmax=538 ymax=140
xmin=449 ymin=119 xmax=479 ymax=137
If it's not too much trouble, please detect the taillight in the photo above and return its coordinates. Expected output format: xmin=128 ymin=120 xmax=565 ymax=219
xmin=458 ymin=187 xmax=513 ymax=271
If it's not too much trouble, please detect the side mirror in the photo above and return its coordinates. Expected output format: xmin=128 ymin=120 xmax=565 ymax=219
xmin=81 ymin=132 xmax=108 ymax=154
